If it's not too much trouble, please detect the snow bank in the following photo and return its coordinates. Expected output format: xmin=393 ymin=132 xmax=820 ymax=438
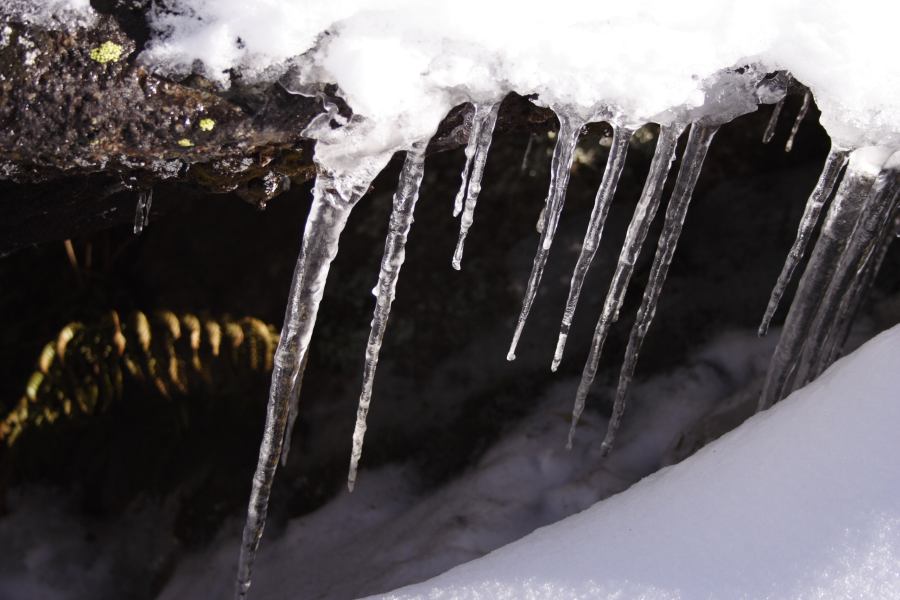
xmin=380 ymin=324 xmax=900 ymax=600
xmin=140 ymin=0 xmax=900 ymax=157
xmin=156 ymin=330 xmax=776 ymax=599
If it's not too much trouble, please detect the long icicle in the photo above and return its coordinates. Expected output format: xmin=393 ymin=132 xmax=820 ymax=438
xmin=598 ymin=122 xmax=719 ymax=457
xmin=279 ymin=350 xmax=309 ymax=466
xmin=348 ymin=143 xmax=428 ymax=492
xmin=784 ymin=90 xmax=811 ymax=153
xmin=757 ymin=149 xmax=884 ymax=412
xmin=551 ymin=125 xmax=633 ymax=371
xmin=822 ymin=203 xmax=900 ymax=367
xmin=452 ymin=102 xmax=501 ymax=270
xmin=801 ymin=153 xmax=900 ymax=380
xmin=762 ymin=98 xmax=784 ymax=144
xmin=758 ymin=144 xmax=849 ymax=335
xmin=236 ymin=165 xmax=378 ymax=600
xmin=452 ymin=106 xmax=479 ymax=217
xmin=507 ymin=112 xmax=584 ymax=361
xmin=566 ymin=124 xmax=683 ymax=446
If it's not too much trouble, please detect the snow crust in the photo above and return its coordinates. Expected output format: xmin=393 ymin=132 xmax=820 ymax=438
xmin=381 ymin=324 xmax=900 ymax=600
xmin=1 ymin=0 xmax=94 ymax=27
xmin=140 ymin=0 xmax=900 ymax=160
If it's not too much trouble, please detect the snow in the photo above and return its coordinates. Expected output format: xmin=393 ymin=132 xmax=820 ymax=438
xmin=156 ymin=328 xmax=779 ymax=599
xmin=380 ymin=324 xmax=900 ymax=600
xmin=0 ymin=0 xmax=94 ymax=27
xmin=138 ymin=0 xmax=900 ymax=158
xmin=4 ymin=324 xmax=896 ymax=599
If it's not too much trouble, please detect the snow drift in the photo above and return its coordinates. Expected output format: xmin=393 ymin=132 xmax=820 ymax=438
xmin=382 ymin=324 xmax=900 ymax=600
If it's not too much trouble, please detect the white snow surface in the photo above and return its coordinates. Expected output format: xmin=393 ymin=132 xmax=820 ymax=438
xmin=138 ymin=0 xmax=900 ymax=158
xmin=380 ymin=324 xmax=900 ymax=600
xmin=1 ymin=0 xmax=94 ymax=27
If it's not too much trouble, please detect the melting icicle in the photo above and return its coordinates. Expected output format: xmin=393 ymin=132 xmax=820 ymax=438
xmin=597 ymin=123 xmax=719 ymax=457
xmin=279 ymin=351 xmax=309 ymax=466
xmin=453 ymin=107 xmax=479 ymax=217
xmin=235 ymin=156 xmax=387 ymax=600
xmin=566 ymin=124 xmax=683 ymax=445
xmin=452 ymin=102 xmax=500 ymax=270
xmin=758 ymin=145 xmax=849 ymax=336
xmin=799 ymin=152 xmax=900 ymax=380
xmin=535 ymin=205 xmax=546 ymax=233
xmin=551 ymin=124 xmax=633 ymax=371
xmin=133 ymin=189 xmax=153 ymax=235
xmin=757 ymin=148 xmax=890 ymax=412
xmin=348 ymin=143 xmax=427 ymax=492
xmin=822 ymin=204 xmax=900 ymax=367
xmin=784 ymin=91 xmax=811 ymax=153
xmin=762 ymin=98 xmax=784 ymax=144
xmin=507 ymin=111 xmax=584 ymax=361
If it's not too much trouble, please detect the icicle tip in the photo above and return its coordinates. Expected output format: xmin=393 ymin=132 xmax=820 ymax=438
xmin=551 ymin=333 xmax=567 ymax=372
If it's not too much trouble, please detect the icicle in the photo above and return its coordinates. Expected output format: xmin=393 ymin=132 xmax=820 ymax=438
xmin=453 ymin=106 xmax=479 ymax=217
xmin=596 ymin=123 xmax=719 ymax=456
xmin=521 ymin=132 xmax=536 ymax=173
xmin=279 ymin=350 xmax=309 ymax=466
xmin=507 ymin=111 xmax=584 ymax=361
xmin=822 ymin=204 xmax=899 ymax=366
xmin=535 ymin=205 xmax=546 ymax=233
xmin=348 ymin=143 xmax=427 ymax=492
xmin=551 ymin=124 xmax=633 ymax=371
xmin=784 ymin=91 xmax=811 ymax=153
xmin=757 ymin=148 xmax=889 ymax=412
xmin=762 ymin=98 xmax=784 ymax=144
xmin=566 ymin=124 xmax=683 ymax=445
xmin=452 ymin=102 xmax=501 ymax=270
xmin=800 ymin=153 xmax=900 ymax=380
xmin=133 ymin=189 xmax=153 ymax=235
xmin=758 ymin=144 xmax=849 ymax=336
xmin=235 ymin=158 xmax=385 ymax=600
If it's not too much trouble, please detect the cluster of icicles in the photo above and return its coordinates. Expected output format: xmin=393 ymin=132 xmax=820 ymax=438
xmin=232 ymin=77 xmax=900 ymax=598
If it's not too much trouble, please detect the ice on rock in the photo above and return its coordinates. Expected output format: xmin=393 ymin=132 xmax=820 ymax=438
xmin=552 ymin=124 xmax=633 ymax=372
xmin=758 ymin=146 xmax=895 ymax=411
xmin=452 ymin=102 xmax=501 ymax=270
xmin=567 ymin=124 xmax=683 ymax=444
xmin=758 ymin=144 xmax=850 ymax=336
xmin=507 ymin=111 xmax=584 ymax=362
xmin=236 ymin=149 xmax=391 ymax=600
xmin=348 ymin=143 xmax=428 ymax=492
xmin=598 ymin=123 xmax=719 ymax=456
